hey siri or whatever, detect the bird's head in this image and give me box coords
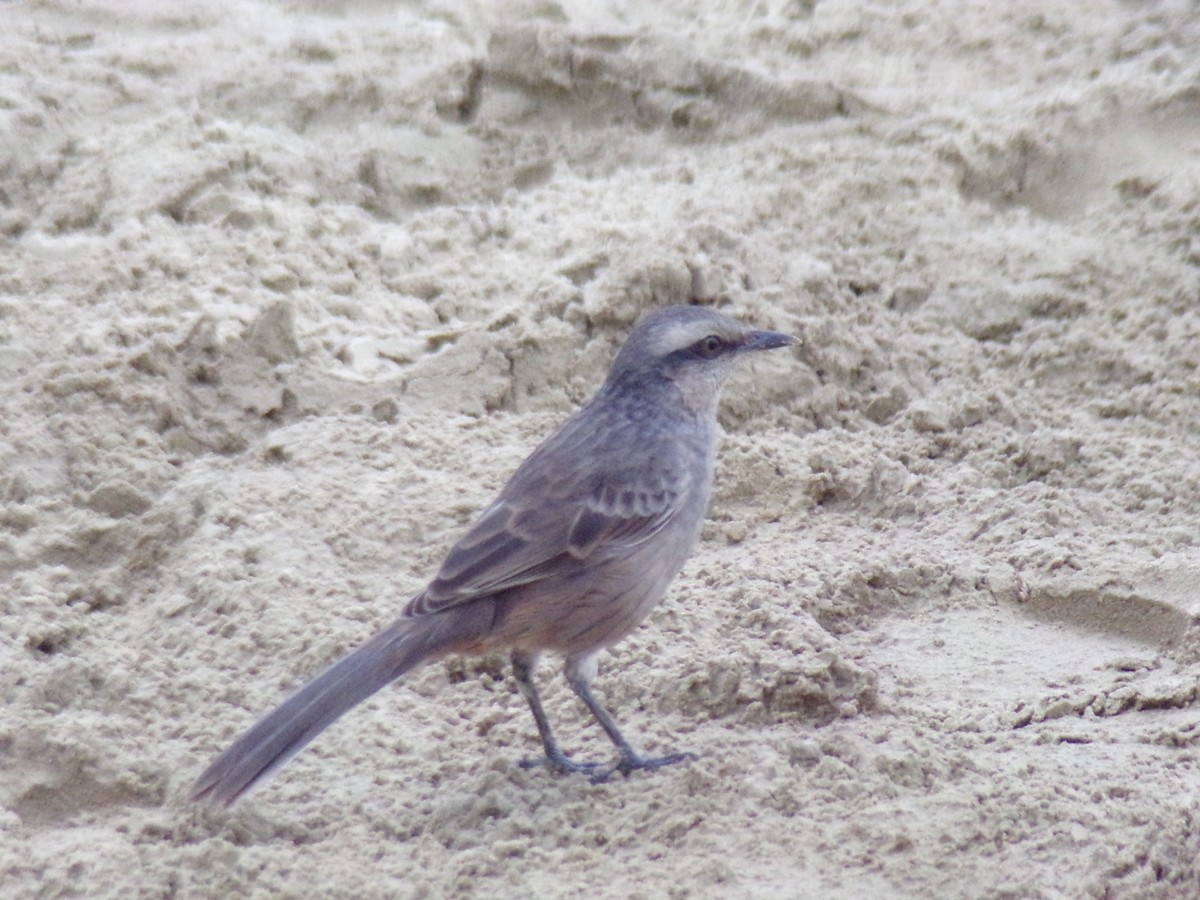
[603,305,795,416]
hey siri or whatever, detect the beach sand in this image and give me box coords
[3,1,1200,896]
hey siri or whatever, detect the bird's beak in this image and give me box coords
[741,330,796,352]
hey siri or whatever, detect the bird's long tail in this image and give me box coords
[191,603,493,805]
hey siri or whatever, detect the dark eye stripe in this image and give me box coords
[658,334,732,367]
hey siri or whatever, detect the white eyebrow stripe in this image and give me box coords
[647,319,742,357]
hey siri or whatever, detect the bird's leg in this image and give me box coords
[511,650,601,775]
[567,675,697,785]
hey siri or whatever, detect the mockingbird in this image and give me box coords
[192,304,793,804]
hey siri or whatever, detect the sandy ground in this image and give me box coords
[4,1,1200,897]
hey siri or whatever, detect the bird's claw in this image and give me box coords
[588,750,698,784]
[518,751,604,776]
[520,748,697,783]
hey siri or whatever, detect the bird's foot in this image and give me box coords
[519,747,604,776]
[588,749,698,785]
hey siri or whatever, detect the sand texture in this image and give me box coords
[4,1,1200,897]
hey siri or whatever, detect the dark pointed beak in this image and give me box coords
[741,329,796,352]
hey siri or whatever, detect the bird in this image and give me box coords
[191,303,794,805]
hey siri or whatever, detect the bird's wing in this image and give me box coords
[404,455,686,617]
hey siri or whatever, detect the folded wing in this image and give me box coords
[405,463,685,617]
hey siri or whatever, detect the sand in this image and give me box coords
[3,1,1200,897]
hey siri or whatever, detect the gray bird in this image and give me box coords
[192,304,793,805]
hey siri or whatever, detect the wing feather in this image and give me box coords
[403,398,698,618]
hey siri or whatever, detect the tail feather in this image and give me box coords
[192,605,489,805]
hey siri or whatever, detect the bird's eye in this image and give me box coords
[697,335,724,358]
